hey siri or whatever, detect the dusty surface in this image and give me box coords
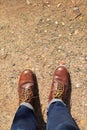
[0,0,87,130]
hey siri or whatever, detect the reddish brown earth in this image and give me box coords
[0,0,87,130]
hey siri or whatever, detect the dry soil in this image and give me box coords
[0,0,87,130]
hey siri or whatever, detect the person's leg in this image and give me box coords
[11,103,38,130]
[47,99,78,130]
[47,66,79,130]
[11,70,38,130]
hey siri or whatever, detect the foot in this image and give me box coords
[48,66,71,104]
[18,70,35,106]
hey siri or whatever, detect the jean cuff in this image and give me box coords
[47,98,65,112]
[20,102,34,111]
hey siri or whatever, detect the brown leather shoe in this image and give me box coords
[18,69,35,106]
[48,66,71,104]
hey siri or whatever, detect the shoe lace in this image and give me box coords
[20,86,38,103]
[53,81,64,99]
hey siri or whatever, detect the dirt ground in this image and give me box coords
[0,0,87,130]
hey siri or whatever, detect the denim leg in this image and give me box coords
[46,99,79,130]
[11,103,38,130]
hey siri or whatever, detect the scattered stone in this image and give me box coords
[43,1,50,8]
[75,67,80,72]
[44,30,47,33]
[73,6,81,18]
[57,3,61,8]
[58,46,62,49]
[46,18,50,22]
[59,34,62,37]
[61,22,65,26]
[47,4,50,7]
[0,48,8,60]
[73,6,79,11]
[85,57,87,61]
[58,50,61,52]
[76,83,80,88]
[80,119,86,125]
[12,64,15,66]
[69,33,72,36]
[79,16,83,20]
[26,0,31,5]
[55,21,58,25]
[74,30,79,35]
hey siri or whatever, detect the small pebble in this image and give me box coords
[0,48,8,59]
[61,22,65,26]
[69,33,72,36]
[55,21,58,25]
[85,57,87,61]
[1,48,4,51]
[59,34,62,37]
[79,16,83,20]
[74,30,79,35]
[44,30,47,33]
[57,3,61,8]
[47,4,50,7]
[46,18,50,22]
[26,0,31,5]
[58,50,61,52]
[73,6,79,11]
[13,64,15,66]
[76,83,80,88]
[58,46,62,49]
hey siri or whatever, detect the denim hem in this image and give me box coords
[20,102,34,111]
[47,98,65,112]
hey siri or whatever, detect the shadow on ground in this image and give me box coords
[33,73,46,130]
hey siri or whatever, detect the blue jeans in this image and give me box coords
[11,100,79,130]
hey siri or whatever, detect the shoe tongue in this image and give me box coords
[54,81,58,90]
[22,83,34,89]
